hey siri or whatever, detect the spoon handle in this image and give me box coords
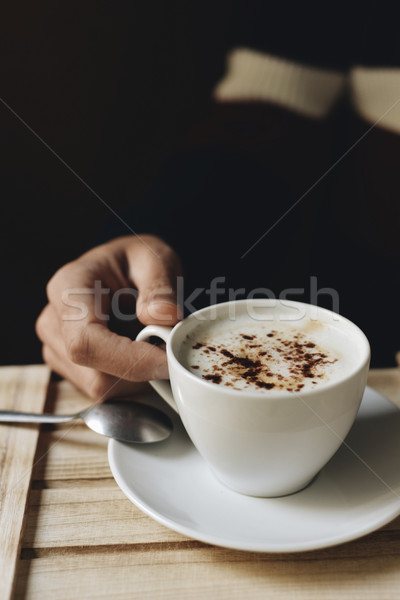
[0,410,77,424]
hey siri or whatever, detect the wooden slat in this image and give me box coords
[31,428,111,481]
[0,365,50,600]
[22,486,185,548]
[13,542,400,600]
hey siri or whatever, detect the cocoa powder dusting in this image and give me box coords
[219,348,234,359]
[192,342,204,350]
[202,374,222,384]
[256,381,275,389]
[191,329,338,392]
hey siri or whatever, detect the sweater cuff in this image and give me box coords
[350,67,400,134]
[213,48,346,119]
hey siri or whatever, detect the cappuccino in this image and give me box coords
[180,316,358,393]
[137,299,370,496]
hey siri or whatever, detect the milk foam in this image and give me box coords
[179,316,359,393]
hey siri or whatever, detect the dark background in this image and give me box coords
[0,2,231,365]
[1,2,399,368]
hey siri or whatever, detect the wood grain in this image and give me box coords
[22,486,185,548]
[6,368,400,599]
[0,365,50,600]
[13,540,400,600]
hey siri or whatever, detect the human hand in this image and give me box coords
[36,235,182,399]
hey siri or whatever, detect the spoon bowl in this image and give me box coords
[82,401,173,443]
[0,400,173,444]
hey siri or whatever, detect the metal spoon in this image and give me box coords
[0,400,173,443]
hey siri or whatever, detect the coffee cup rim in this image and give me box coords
[166,299,371,398]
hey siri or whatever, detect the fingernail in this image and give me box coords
[148,300,183,322]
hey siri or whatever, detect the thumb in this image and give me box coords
[128,236,183,326]
[140,291,183,326]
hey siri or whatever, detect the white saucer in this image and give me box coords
[108,386,400,553]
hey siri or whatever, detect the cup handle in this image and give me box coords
[136,325,179,413]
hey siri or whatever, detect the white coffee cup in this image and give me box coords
[136,299,370,497]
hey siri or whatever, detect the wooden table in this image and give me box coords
[1,365,400,600]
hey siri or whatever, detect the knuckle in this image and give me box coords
[45,277,56,302]
[87,372,110,400]
[141,235,181,266]
[159,242,181,267]
[46,262,74,302]
[45,271,61,302]
[35,307,50,341]
[35,314,45,341]
[66,329,90,365]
